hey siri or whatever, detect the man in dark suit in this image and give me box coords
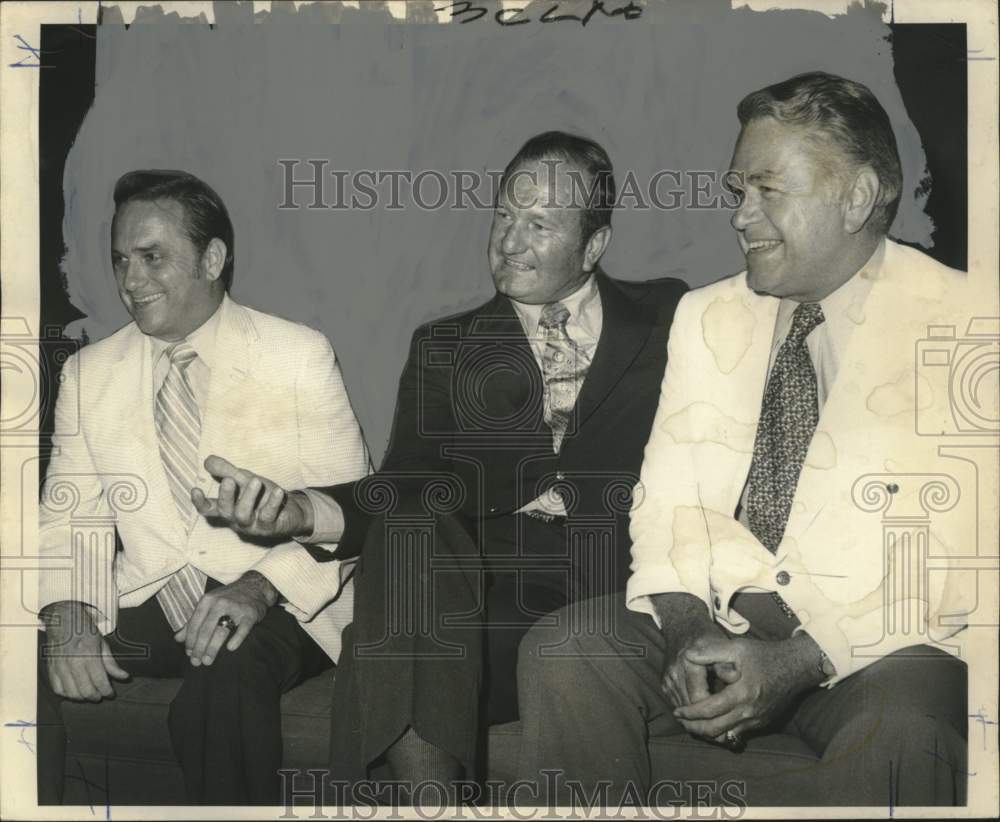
[197,132,686,796]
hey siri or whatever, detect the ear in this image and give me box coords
[200,238,227,282]
[843,165,880,234]
[582,225,612,272]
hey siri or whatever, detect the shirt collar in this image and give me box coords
[150,294,227,370]
[509,273,600,338]
[775,240,884,352]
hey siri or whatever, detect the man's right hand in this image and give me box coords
[191,455,314,540]
[41,601,129,702]
[651,593,729,709]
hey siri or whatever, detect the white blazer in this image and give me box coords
[628,240,977,685]
[39,297,371,662]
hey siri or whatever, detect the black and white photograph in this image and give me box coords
[1,0,997,818]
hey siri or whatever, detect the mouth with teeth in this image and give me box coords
[503,258,534,272]
[131,293,165,309]
[744,239,783,255]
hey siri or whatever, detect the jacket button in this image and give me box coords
[556,471,565,481]
[488,506,497,513]
[713,595,722,609]
[776,570,791,586]
[886,482,899,494]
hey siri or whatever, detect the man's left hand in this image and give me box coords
[672,634,823,743]
[174,571,279,666]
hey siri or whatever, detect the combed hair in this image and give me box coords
[113,170,235,290]
[737,71,902,234]
[500,131,616,242]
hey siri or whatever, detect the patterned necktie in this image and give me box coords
[539,301,590,453]
[745,302,826,553]
[154,342,208,630]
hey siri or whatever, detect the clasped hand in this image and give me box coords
[664,634,808,744]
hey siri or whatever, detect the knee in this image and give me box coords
[840,703,965,760]
[198,627,277,679]
[516,604,592,689]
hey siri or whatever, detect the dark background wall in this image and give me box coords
[38,6,967,471]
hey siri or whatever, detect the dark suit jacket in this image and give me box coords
[319,271,687,572]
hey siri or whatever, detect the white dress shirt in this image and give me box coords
[512,274,603,516]
[149,295,226,408]
[509,273,603,373]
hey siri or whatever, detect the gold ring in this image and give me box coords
[217,615,237,634]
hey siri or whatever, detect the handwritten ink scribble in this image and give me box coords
[9,34,47,69]
[969,708,999,750]
[435,0,643,27]
[3,719,37,753]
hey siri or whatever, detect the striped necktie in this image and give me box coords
[745,302,826,553]
[539,301,590,453]
[154,342,208,631]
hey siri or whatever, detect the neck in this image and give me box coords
[160,291,224,342]
[809,232,883,302]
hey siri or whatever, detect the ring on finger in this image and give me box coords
[217,615,237,634]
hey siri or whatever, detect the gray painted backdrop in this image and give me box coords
[60,0,933,464]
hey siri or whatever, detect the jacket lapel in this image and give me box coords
[112,326,187,543]
[198,299,260,474]
[722,280,780,512]
[468,294,546,434]
[573,272,656,428]
[784,243,911,546]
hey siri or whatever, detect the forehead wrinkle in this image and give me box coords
[113,198,195,254]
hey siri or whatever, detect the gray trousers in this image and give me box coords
[516,593,967,806]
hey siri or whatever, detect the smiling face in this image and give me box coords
[111,199,224,341]
[488,160,597,306]
[727,117,856,302]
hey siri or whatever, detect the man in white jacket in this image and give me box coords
[516,72,972,806]
[37,170,369,804]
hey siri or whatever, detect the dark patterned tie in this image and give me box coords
[538,302,590,453]
[154,342,208,630]
[745,302,826,553]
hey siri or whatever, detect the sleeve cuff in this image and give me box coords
[253,543,345,620]
[295,488,346,548]
[625,594,663,630]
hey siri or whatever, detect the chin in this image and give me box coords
[745,266,782,297]
[494,272,527,297]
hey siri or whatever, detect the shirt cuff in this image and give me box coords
[294,488,346,548]
[516,487,569,518]
[626,593,663,630]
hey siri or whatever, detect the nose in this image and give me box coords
[731,190,761,232]
[500,220,528,256]
[121,258,146,293]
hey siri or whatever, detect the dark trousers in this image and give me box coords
[37,581,329,805]
[329,509,623,782]
[517,592,969,806]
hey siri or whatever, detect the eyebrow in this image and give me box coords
[112,242,163,255]
[725,169,783,186]
[496,195,560,219]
